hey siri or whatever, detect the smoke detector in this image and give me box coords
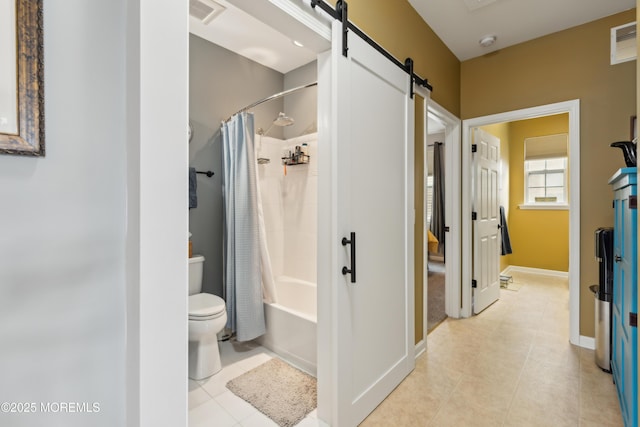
[189,0,226,25]
[479,35,497,47]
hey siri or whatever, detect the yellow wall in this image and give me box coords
[462,10,637,337]
[331,0,461,116]
[335,1,635,339]
[508,115,570,271]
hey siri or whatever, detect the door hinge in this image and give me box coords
[472,211,477,220]
[630,312,637,328]
[630,195,637,210]
[471,279,477,288]
[471,144,477,153]
[444,226,450,232]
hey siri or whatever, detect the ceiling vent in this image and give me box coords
[189,0,226,25]
[611,21,636,65]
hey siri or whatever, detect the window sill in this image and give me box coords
[518,204,569,211]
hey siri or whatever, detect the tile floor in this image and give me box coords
[188,339,327,427]
[189,271,623,426]
[361,271,623,426]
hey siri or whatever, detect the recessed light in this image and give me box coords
[479,35,497,47]
[292,40,304,48]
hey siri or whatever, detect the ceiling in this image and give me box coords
[408,0,636,60]
[190,0,636,73]
[189,1,312,73]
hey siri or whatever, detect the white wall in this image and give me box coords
[0,1,127,425]
[129,0,189,426]
[0,1,189,426]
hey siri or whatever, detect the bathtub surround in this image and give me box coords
[259,133,318,282]
[258,276,318,375]
[256,132,319,374]
[221,113,267,342]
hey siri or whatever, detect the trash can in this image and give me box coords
[590,284,611,372]
[592,227,614,373]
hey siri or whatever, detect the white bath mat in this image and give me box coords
[226,358,317,427]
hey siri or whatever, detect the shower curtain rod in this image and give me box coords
[222,82,318,124]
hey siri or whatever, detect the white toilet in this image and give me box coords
[188,255,227,380]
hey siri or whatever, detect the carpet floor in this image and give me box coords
[427,260,447,333]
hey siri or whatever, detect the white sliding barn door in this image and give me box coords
[317,21,415,426]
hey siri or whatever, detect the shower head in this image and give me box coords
[260,112,295,138]
[273,112,294,127]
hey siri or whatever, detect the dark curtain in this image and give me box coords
[430,142,445,253]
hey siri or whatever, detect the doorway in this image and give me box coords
[415,93,462,349]
[424,110,451,334]
[461,100,581,346]
[189,2,418,425]
[425,124,447,333]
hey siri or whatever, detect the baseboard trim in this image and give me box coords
[415,340,426,358]
[501,265,569,278]
[579,335,595,350]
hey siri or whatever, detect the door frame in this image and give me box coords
[461,99,581,346]
[419,95,462,328]
[415,92,461,350]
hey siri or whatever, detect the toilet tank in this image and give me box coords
[188,255,205,295]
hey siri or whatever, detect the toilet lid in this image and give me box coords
[189,293,226,318]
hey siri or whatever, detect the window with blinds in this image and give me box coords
[524,134,568,206]
[426,175,434,223]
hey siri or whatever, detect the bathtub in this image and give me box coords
[257,276,317,376]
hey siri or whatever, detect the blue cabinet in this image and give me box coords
[609,167,638,427]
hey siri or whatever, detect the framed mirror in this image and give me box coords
[0,0,44,156]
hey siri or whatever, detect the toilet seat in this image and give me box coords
[189,293,226,320]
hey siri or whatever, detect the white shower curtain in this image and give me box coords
[222,112,275,342]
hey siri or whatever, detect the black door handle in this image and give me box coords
[342,232,356,283]
[615,255,622,263]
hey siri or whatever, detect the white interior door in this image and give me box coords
[317,21,415,426]
[472,128,500,314]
